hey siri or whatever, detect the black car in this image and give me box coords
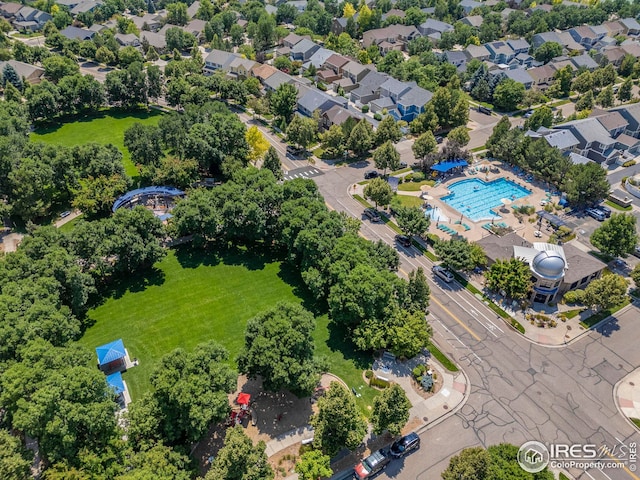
[435,135,444,144]
[286,145,303,156]
[395,235,412,247]
[390,432,421,458]
[595,205,611,218]
[364,170,378,179]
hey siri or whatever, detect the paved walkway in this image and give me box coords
[615,368,640,429]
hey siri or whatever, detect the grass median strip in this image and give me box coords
[427,341,458,372]
[580,299,630,329]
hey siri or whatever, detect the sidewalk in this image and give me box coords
[614,368,640,431]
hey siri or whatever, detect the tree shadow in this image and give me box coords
[326,319,372,372]
[277,261,327,317]
[594,317,621,337]
[173,244,222,269]
[173,243,278,271]
[87,266,166,311]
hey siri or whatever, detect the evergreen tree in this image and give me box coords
[262,146,283,180]
[2,63,22,91]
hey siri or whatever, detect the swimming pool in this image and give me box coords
[441,178,531,222]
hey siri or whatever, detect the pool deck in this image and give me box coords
[399,159,561,244]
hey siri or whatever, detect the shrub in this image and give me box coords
[365,369,373,379]
[361,105,369,113]
[412,171,425,182]
[623,160,636,167]
[426,233,439,245]
[563,289,585,305]
[317,82,327,91]
[374,113,382,121]
[369,376,390,388]
[412,365,426,378]
[403,173,413,182]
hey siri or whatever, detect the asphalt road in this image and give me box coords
[315,164,640,480]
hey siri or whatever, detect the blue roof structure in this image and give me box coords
[112,186,185,212]
[96,339,126,366]
[431,159,468,172]
[106,372,125,395]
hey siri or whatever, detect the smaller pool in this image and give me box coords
[425,206,449,223]
[441,178,531,222]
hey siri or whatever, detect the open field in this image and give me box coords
[31,109,163,179]
[79,246,377,413]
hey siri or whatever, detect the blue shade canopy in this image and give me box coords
[536,210,567,227]
[431,159,468,172]
[96,339,125,366]
[106,372,125,395]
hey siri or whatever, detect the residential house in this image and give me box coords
[550,56,577,73]
[595,46,626,67]
[287,0,307,12]
[378,77,412,103]
[529,4,552,13]
[507,38,530,55]
[444,50,470,71]
[620,18,640,35]
[531,32,563,50]
[465,44,490,61]
[60,25,95,41]
[570,53,599,71]
[89,24,107,33]
[56,0,81,10]
[140,31,167,52]
[526,127,579,154]
[499,7,517,20]
[363,24,419,52]
[297,88,347,117]
[317,69,341,83]
[602,20,625,37]
[0,2,23,19]
[459,0,481,14]
[114,33,140,47]
[342,61,374,84]
[332,77,356,93]
[323,53,350,75]
[568,26,605,48]
[183,19,207,41]
[417,19,453,41]
[381,8,406,22]
[526,65,557,89]
[395,84,433,121]
[129,13,162,32]
[370,96,398,115]
[331,15,358,35]
[13,6,51,31]
[612,103,640,137]
[265,4,277,15]
[282,32,306,48]
[263,70,296,92]
[554,118,620,164]
[227,56,256,80]
[594,35,617,50]
[187,0,200,19]
[322,104,363,129]
[594,111,628,138]
[350,71,389,104]
[303,47,334,70]
[486,41,516,64]
[621,42,640,58]
[0,59,45,84]
[512,52,536,68]
[290,38,320,61]
[251,63,278,83]
[203,49,238,75]
[495,67,534,89]
[70,0,103,16]
[532,31,584,53]
[461,15,483,28]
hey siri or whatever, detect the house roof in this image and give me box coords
[507,38,530,51]
[114,32,138,44]
[527,65,557,82]
[556,118,616,146]
[0,59,44,80]
[487,41,514,57]
[70,0,100,15]
[600,46,626,63]
[570,53,598,70]
[342,60,371,77]
[541,129,579,150]
[568,152,592,165]
[502,68,534,85]
[476,233,532,264]
[621,42,640,57]
[461,15,483,27]
[291,38,318,55]
[382,8,406,19]
[399,84,433,107]
[264,70,295,90]
[323,104,361,124]
[282,32,305,46]
[466,44,490,58]
[620,17,640,31]
[419,19,453,33]
[561,243,606,284]
[303,47,334,68]
[379,77,412,97]
[324,53,350,70]
[106,372,125,395]
[185,18,207,34]
[140,31,166,49]
[595,111,628,132]
[187,0,199,18]
[60,25,95,40]
[228,56,256,71]
[251,63,278,81]
[613,103,640,123]
[370,96,396,109]
[96,339,126,366]
[298,89,344,113]
[603,20,624,35]
[205,49,237,66]
[614,133,640,148]
[0,2,23,15]
[445,50,469,63]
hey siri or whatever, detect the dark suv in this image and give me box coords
[390,433,420,458]
[364,170,379,179]
[354,450,391,479]
[395,235,412,247]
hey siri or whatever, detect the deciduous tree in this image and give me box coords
[270,83,297,126]
[245,125,270,162]
[205,427,273,480]
[347,119,374,156]
[287,114,317,150]
[371,384,411,435]
[295,450,333,480]
[492,78,525,111]
[395,205,429,240]
[262,146,283,180]
[364,177,393,208]
[375,114,402,145]
[591,213,638,258]
[373,140,400,174]
[447,125,470,146]
[583,274,629,312]
[485,258,532,301]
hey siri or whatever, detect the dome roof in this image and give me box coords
[531,250,565,280]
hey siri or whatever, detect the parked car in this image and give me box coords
[595,205,611,218]
[633,246,640,259]
[60,210,71,218]
[364,208,381,222]
[586,208,606,221]
[390,433,421,458]
[432,265,454,283]
[399,161,408,168]
[353,450,391,479]
[524,110,533,118]
[364,170,378,179]
[395,234,411,247]
[286,145,303,156]
[435,135,444,144]
[478,106,492,115]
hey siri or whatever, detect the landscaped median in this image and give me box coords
[579,299,631,329]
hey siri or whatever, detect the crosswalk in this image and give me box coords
[283,166,324,181]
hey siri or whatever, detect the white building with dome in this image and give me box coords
[477,233,607,304]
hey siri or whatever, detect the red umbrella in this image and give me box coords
[237,393,251,406]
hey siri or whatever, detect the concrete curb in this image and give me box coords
[612,369,640,434]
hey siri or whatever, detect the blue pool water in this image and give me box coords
[441,178,531,222]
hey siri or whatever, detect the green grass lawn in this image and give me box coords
[604,199,632,211]
[79,247,378,414]
[394,195,423,208]
[398,180,436,192]
[31,109,164,179]
[58,215,84,233]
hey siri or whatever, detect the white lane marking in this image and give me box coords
[433,316,482,364]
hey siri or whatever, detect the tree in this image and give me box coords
[72,174,130,217]
[371,384,411,435]
[492,78,525,111]
[523,106,553,131]
[238,302,323,397]
[167,1,188,25]
[596,85,614,108]
[575,89,593,111]
[552,66,573,98]
[95,45,116,65]
[486,115,511,154]
[270,83,298,126]
[407,267,430,313]
[434,238,484,272]
[583,274,629,312]
[533,41,562,63]
[0,429,32,480]
[364,177,393,208]
[42,55,79,82]
[347,119,374,156]
[563,162,609,206]
[442,447,490,480]
[295,450,333,480]
[311,382,367,456]
[412,131,437,161]
[618,76,633,102]
[230,23,244,47]
[287,114,317,150]
[262,146,283,180]
[375,114,402,145]
[343,2,356,17]
[254,13,276,52]
[245,125,269,162]
[118,443,191,480]
[124,123,164,166]
[205,427,273,480]
[631,263,640,290]
[591,213,638,258]
[447,125,470,146]
[3,82,22,103]
[373,140,400,174]
[485,258,532,301]
[2,63,22,91]
[572,71,593,94]
[150,341,237,444]
[321,124,345,156]
[395,205,429,240]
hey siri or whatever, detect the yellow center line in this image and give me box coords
[602,451,640,480]
[400,268,481,342]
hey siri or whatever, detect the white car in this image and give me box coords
[432,265,454,283]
